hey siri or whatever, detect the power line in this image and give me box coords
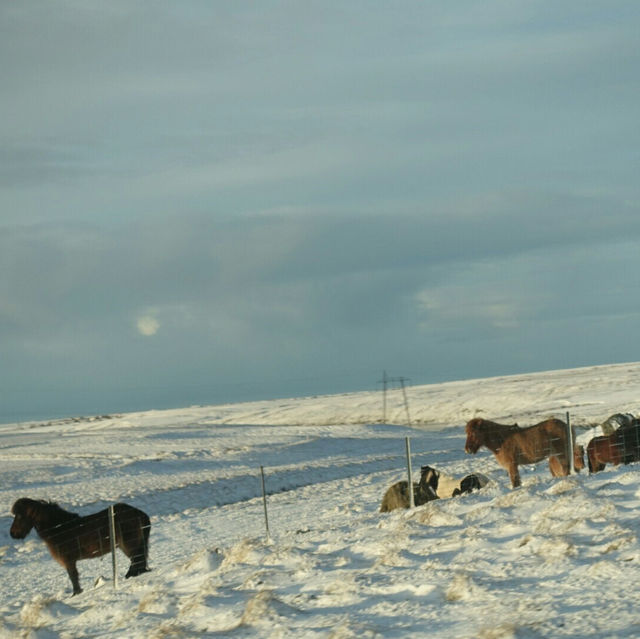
[377,372,412,426]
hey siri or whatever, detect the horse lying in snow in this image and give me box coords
[464,417,584,488]
[379,465,488,512]
[379,466,439,512]
[421,466,489,499]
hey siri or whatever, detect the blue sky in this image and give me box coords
[2,1,639,422]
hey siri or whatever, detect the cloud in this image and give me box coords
[2,2,640,420]
[136,315,159,337]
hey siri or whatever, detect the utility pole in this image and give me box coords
[392,376,411,426]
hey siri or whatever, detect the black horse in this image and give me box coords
[10,498,151,595]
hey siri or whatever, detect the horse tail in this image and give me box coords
[141,511,151,562]
[130,506,151,564]
[117,504,151,578]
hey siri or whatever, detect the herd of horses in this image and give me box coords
[381,412,640,511]
[464,414,640,486]
[8,413,640,595]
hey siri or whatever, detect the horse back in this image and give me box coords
[535,417,567,438]
[52,503,149,559]
[112,503,150,526]
[527,417,568,448]
[503,418,567,463]
[45,509,112,560]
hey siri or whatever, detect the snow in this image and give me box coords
[1,362,640,637]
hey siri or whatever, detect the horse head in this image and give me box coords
[464,418,485,454]
[9,498,40,539]
[419,466,440,492]
[586,438,606,473]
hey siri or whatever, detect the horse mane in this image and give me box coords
[465,418,520,453]
[43,501,81,521]
[15,498,81,525]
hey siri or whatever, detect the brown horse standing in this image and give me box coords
[464,417,583,488]
[10,498,150,595]
[587,421,640,472]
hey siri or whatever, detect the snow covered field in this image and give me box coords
[2,362,640,638]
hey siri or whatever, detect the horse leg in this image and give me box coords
[65,560,82,595]
[591,455,605,473]
[125,549,151,578]
[117,511,150,578]
[587,444,602,473]
[124,533,150,578]
[548,455,569,477]
[125,550,149,578]
[507,462,521,488]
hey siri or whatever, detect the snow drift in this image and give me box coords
[1,362,640,637]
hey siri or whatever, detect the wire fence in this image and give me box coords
[9,411,640,594]
[9,500,150,593]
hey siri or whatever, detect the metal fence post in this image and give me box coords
[260,466,271,541]
[566,412,575,475]
[405,437,415,508]
[108,505,118,590]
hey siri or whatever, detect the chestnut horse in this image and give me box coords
[587,421,640,473]
[10,498,150,595]
[464,418,583,488]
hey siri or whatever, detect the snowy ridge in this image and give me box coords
[1,362,640,637]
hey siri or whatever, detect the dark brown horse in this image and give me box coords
[587,421,640,472]
[10,498,151,595]
[464,417,584,488]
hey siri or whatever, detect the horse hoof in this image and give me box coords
[126,566,149,579]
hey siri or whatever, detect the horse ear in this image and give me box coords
[12,498,28,515]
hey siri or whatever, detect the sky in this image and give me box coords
[1,1,639,423]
